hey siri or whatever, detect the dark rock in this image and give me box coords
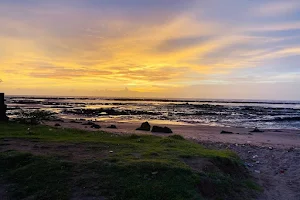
[54,123,61,127]
[150,152,159,156]
[220,130,233,134]
[91,124,101,129]
[136,122,151,131]
[250,127,264,133]
[107,125,117,129]
[83,121,95,126]
[151,126,173,133]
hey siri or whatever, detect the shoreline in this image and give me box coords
[45,119,300,149]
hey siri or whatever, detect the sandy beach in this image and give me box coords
[46,119,300,148]
[45,119,300,200]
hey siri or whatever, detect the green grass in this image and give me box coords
[0,122,260,200]
[0,151,71,200]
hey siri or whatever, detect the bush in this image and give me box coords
[17,109,55,125]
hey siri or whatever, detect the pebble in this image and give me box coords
[253,155,258,159]
[254,170,261,174]
[109,151,114,153]
[246,163,254,167]
[255,161,260,164]
[268,147,273,150]
[152,171,158,175]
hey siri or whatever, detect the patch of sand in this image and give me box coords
[46,119,300,148]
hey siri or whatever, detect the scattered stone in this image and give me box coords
[136,122,151,131]
[151,126,173,133]
[91,124,101,129]
[83,121,95,126]
[150,152,159,156]
[220,130,233,134]
[254,170,261,174]
[255,161,260,164]
[246,163,254,167]
[27,127,33,134]
[151,171,158,175]
[268,147,273,150]
[107,125,117,129]
[55,123,61,127]
[250,127,264,133]
[252,155,258,159]
[109,151,114,153]
[70,120,81,123]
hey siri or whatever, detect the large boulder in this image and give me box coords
[107,125,117,129]
[151,126,173,134]
[91,123,101,129]
[136,122,151,131]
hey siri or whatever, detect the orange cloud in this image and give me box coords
[1,0,300,99]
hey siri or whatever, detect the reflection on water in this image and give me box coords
[6,96,300,130]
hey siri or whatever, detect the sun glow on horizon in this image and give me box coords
[1,0,300,100]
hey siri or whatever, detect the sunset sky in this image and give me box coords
[1,0,300,100]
